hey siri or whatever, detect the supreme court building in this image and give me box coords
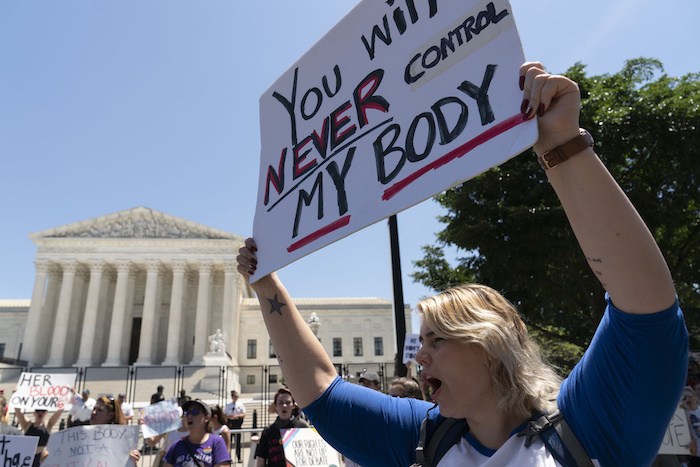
[1,207,410,388]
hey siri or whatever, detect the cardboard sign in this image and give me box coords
[0,435,39,467]
[139,398,181,438]
[402,333,420,364]
[281,428,340,467]
[253,0,536,280]
[9,372,77,411]
[43,425,139,467]
[657,407,693,455]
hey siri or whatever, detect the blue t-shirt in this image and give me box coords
[164,434,231,467]
[303,296,687,466]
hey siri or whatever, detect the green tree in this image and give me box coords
[411,59,699,372]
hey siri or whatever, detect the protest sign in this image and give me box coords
[281,428,340,467]
[139,398,181,438]
[0,435,39,467]
[253,0,536,280]
[43,424,139,467]
[657,406,692,455]
[402,333,420,364]
[9,372,77,411]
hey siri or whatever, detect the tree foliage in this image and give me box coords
[411,59,700,371]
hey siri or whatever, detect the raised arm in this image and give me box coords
[520,62,676,314]
[13,407,30,431]
[46,408,64,432]
[237,238,338,407]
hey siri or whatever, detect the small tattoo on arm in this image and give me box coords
[586,256,603,264]
[267,294,285,316]
[277,355,283,364]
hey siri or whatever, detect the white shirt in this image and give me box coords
[224,400,246,418]
[439,434,561,466]
[69,397,96,422]
[121,401,134,418]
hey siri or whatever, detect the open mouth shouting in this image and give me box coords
[422,373,443,400]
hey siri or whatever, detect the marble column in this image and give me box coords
[36,265,61,366]
[190,261,212,365]
[163,261,188,365]
[46,261,78,367]
[103,260,132,366]
[22,260,51,367]
[222,262,238,361]
[135,261,161,365]
[74,261,105,366]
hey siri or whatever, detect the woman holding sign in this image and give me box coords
[236,62,687,466]
[90,395,142,464]
[14,406,63,467]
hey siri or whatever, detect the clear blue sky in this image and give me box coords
[1,0,697,325]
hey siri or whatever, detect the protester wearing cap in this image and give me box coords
[68,388,95,427]
[358,371,381,391]
[163,399,230,467]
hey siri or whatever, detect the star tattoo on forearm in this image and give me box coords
[268,294,285,316]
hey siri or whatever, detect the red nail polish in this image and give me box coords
[537,104,545,117]
[520,99,529,114]
[519,76,525,91]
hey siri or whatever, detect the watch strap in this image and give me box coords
[538,129,594,170]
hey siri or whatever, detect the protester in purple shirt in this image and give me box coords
[164,400,230,467]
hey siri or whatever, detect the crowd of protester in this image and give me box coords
[2,359,697,466]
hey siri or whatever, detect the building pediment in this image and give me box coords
[30,207,236,241]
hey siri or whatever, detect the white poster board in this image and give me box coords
[9,372,77,411]
[139,398,181,438]
[43,425,139,467]
[0,435,39,467]
[253,0,536,280]
[281,428,341,467]
[657,406,693,455]
[402,333,420,364]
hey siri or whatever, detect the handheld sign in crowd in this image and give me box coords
[43,424,139,467]
[657,406,693,455]
[139,398,181,438]
[402,333,420,364]
[0,435,39,467]
[281,428,340,467]
[252,0,536,280]
[9,372,77,411]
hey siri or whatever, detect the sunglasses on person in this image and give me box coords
[184,409,202,416]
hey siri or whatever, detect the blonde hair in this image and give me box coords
[416,283,561,420]
[0,396,9,424]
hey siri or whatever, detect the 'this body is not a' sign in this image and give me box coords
[253,0,536,280]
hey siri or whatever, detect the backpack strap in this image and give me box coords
[414,416,469,467]
[518,409,595,467]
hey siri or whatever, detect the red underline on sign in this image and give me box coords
[287,215,352,253]
[382,113,526,201]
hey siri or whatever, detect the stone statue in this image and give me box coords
[208,329,226,354]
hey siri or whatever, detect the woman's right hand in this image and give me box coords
[237,237,258,278]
